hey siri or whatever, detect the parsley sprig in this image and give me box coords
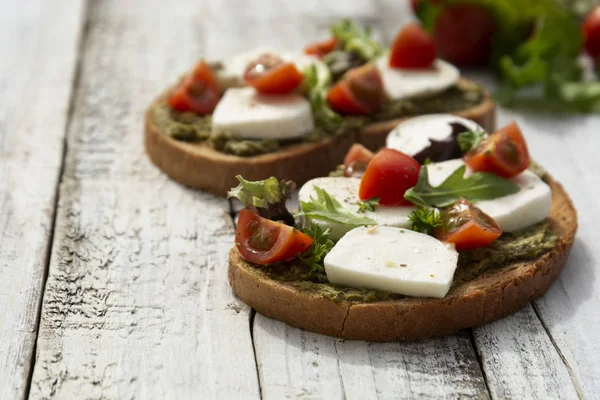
[330,19,383,61]
[457,128,488,153]
[297,223,335,278]
[356,197,379,213]
[303,64,343,132]
[408,207,443,236]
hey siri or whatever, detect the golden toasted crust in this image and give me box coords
[144,109,358,197]
[228,176,577,341]
[144,79,496,196]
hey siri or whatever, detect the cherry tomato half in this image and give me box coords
[235,209,313,265]
[434,198,502,250]
[343,144,375,178]
[244,54,304,94]
[304,37,338,58]
[389,22,436,69]
[359,148,421,206]
[327,64,385,115]
[464,122,530,179]
[584,6,600,59]
[168,60,220,115]
[433,4,496,66]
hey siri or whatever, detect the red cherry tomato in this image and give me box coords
[244,54,304,94]
[584,6,600,58]
[344,144,374,167]
[235,209,313,265]
[464,122,530,179]
[433,4,496,66]
[304,38,338,58]
[389,23,436,69]
[359,149,421,206]
[343,144,375,178]
[168,60,220,115]
[434,199,502,250]
[327,64,385,115]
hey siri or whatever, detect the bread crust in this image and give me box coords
[228,176,577,341]
[144,79,495,196]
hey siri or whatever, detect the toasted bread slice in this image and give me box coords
[144,79,495,196]
[228,176,577,341]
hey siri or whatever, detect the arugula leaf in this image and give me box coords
[409,207,442,236]
[228,175,296,225]
[297,186,376,226]
[356,197,379,213]
[303,64,343,132]
[404,165,520,208]
[457,128,488,152]
[330,19,383,61]
[297,223,335,278]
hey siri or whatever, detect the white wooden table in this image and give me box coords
[1,1,598,399]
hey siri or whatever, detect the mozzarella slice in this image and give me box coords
[375,56,460,100]
[386,114,484,156]
[324,226,459,298]
[298,177,415,240]
[426,159,552,232]
[211,87,314,140]
[215,48,328,90]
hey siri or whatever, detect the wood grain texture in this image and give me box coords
[493,106,600,400]
[0,0,85,398]
[29,1,259,398]
[254,314,488,400]
[473,306,578,399]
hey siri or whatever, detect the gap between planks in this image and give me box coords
[23,2,92,398]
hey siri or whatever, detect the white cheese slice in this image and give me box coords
[324,226,459,298]
[211,87,314,140]
[426,159,552,232]
[375,56,460,100]
[215,48,329,90]
[386,114,484,156]
[298,177,416,240]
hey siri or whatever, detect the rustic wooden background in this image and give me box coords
[0,0,598,399]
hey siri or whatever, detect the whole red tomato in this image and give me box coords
[432,4,496,66]
[584,6,600,58]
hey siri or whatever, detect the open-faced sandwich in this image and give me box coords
[145,20,495,196]
[227,114,577,341]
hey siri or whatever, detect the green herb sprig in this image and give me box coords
[404,165,520,208]
[408,207,443,236]
[297,186,376,226]
[330,19,383,61]
[457,128,488,152]
[356,197,380,213]
[297,223,335,277]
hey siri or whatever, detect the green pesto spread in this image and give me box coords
[245,222,557,303]
[151,82,484,157]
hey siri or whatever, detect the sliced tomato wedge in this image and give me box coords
[327,64,385,115]
[389,23,436,69]
[235,209,313,265]
[244,54,304,94]
[359,148,421,206]
[343,144,375,177]
[168,60,220,115]
[434,199,502,250]
[304,37,338,58]
[464,122,530,178]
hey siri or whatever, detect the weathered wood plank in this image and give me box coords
[0,0,85,398]
[29,1,259,398]
[254,314,488,400]
[473,306,578,399]
[492,108,600,399]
